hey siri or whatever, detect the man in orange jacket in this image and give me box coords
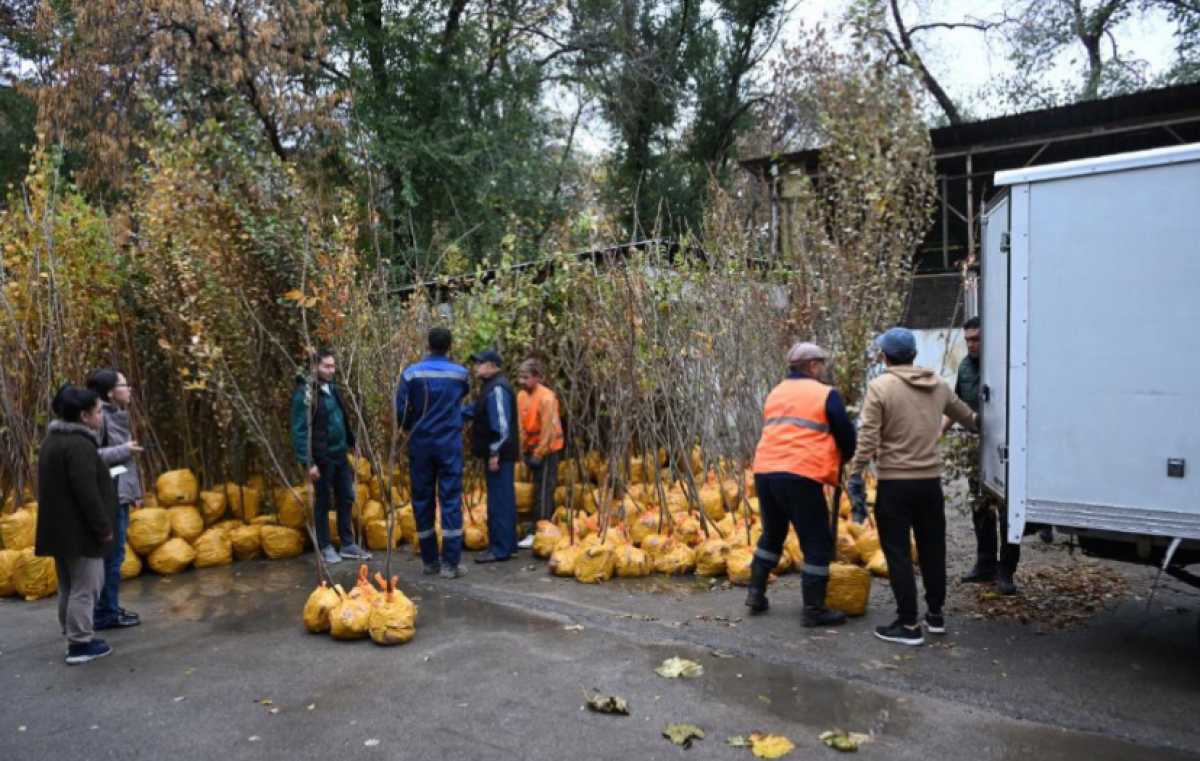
[515,358,564,548]
[748,342,857,627]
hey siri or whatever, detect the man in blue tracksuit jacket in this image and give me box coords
[463,348,519,563]
[396,327,470,578]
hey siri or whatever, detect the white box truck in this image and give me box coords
[980,143,1200,637]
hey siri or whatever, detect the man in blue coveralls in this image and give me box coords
[396,327,470,579]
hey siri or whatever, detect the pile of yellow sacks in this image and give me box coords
[516,457,903,619]
[303,564,417,646]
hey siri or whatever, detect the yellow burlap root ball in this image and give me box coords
[653,543,696,576]
[614,545,652,578]
[303,582,341,633]
[549,543,583,577]
[168,506,205,544]
[274,486,309,530]
[695,538,731,577]
[231,525,263,561]
[726,546,754,585]
[0,508,36,550]
[198,490,227,526]
[329,587,370,641]
[128,508,171,556]
[148,538,196,575]
[826,562,871,617]
[574,544,616,584]
[156,469,199,506]
[365,519,401,551]
[261,525,305,559]
[368,589,417,646]
[531,521,561,558]
[14,548,57,600]
[120,543,142,579]
[0,548,21,596]
[867,550,889,578]
[193,528,233,568]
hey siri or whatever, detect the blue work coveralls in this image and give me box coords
[395,355,470,568]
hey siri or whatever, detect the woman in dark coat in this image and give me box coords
[35,385,118,665]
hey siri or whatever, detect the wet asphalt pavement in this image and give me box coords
[1,540,1198,761]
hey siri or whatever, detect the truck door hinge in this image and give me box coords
[998,445,1009,464]
[1000,232,1011,255]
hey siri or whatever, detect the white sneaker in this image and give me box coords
[517,534,534,549]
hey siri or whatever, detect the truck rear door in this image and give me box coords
[979,192,1010,498]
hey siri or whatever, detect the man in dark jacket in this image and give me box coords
[465,349,519,563]
[290,349,370,565]
[36,385,118,664]
[395,328,470,578]
[86,368,144,630]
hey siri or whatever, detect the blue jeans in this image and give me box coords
[94,502,130,625]
[410,439,464,568]
[314,455,355,549]
[485,461,517,559]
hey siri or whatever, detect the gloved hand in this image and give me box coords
[847,472,868,523]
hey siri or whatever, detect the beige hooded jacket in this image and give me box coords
[849,365,977,480]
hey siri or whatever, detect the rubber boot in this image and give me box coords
[802,574,847,628]
[745,561,769,614]
[961,558,997,583]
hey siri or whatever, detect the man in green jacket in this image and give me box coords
[290,349,370,565]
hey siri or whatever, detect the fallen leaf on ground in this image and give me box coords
[258,698,273,706]
[727,736,752,747]
[656,657,704,679]
[711,650,735,658]
[563,624,584,631]
[819,729,870,752]
[364,738,380,747]
[585,694,630,716]
[663,723,705,748]
[750,732,795,758]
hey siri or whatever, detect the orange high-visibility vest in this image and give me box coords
[752,378,840,485]
[518,384,564,456]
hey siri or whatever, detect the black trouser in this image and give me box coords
[751,473,833,580]
[968,468,1020,575]
[530,451,560,524]
[876,478,946,626]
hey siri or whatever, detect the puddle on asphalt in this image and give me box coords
[642,643,914,738]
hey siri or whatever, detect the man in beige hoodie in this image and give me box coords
[849,327,977,646]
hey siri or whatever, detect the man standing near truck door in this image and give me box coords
[953,317,1025,595]
[852,327,978,646]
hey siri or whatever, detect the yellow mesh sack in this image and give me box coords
[368,578,417,646]
[653,543,696,576]
[0,548,20,595]
[531,520,562,558]
[867,550,889,577]
[0,508,35,550]
[148,538,196,574]
[261,526,305,559]
[128,508,171,556]
[303,581,340,633]
[231,525,263,561]
[14,548,56,600]
[193,528,233,568]
[826,562,871,616]
[119,543,142,579]
[695,538,731,577]
[329,586,370,640]
[198,490,227,526]
[156,469,198,506]
[614,545,652,577]
[574,544,615,583]
[549,543,582,577]
[274,486,309,530]
[726,546,754,585]
[168,506,204,544]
